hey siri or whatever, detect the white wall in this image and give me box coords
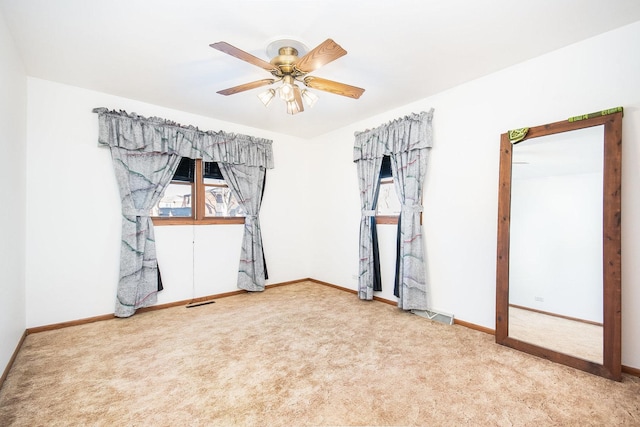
[0,9,27,372]
[308,21,640,369]
[24,78,312,327]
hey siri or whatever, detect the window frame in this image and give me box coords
[375,156,422,225]
[376,156,400,225]
[376,214,400,225]
[152,159,245,226]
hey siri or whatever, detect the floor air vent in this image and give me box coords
[412,309,454,325]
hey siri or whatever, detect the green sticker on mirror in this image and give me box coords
[508,128,529,144]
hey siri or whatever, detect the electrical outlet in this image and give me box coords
[351,274,358,280]
[534,296,544,302]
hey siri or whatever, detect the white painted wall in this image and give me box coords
[24,78,312,327]
[308,21,640,369]
[0,9,27,373]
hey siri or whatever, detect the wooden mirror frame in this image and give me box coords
[495,110,622,381]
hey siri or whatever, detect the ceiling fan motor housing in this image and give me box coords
[270,47,299,76]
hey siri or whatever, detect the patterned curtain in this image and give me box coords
[93,108,274,317]
[218,163,268,291]
[353,109,434,310]
[109,149,182,317]
[390,148,430,309]
[355,157,384,300]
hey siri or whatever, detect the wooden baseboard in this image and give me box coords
[0,330,27,391]
[27,314,116,334]
[307,278,397,306]
[622,365,640,377]
[454,318,496,335]
[266,278,310,288]
[308,278,357,294]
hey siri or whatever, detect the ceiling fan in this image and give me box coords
[210,38,365,114]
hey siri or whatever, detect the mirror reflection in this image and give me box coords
[508,126,604,364]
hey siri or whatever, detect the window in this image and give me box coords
[376,155,401,224]
[151,158,245,225]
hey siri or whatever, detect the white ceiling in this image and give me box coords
[2,0,640,139]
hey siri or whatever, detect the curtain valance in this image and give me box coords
[93,108,274,168]
[353,109,433,161]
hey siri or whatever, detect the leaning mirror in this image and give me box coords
[495,108,622,381]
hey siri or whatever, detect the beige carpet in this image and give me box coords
[1,281,639,426]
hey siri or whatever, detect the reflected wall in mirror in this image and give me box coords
[495,109,622,381]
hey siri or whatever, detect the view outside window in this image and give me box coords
[152,182,192,217]
[203,176,245,217]
[151,158,244,219]
[377,177,401,216]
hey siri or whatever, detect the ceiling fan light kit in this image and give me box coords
[278,75,296,101]
[211,38,364,115]
[257,88,276,107]
[301,89,319,108]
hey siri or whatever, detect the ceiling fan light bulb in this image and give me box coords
[301,89,319,108]
[279,84,296,103]
[279,85,293,101]
[278,75,296,101]
[257,89,276,107]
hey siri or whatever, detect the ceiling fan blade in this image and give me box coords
[295,39,347,73]
[210,41,277,72]
[303,76,365,99]
[217,79,276,96]
[292,85,304,114]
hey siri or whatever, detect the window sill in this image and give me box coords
[376,215,399,225]
[152,217,245,226]
[376,213,423,225]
